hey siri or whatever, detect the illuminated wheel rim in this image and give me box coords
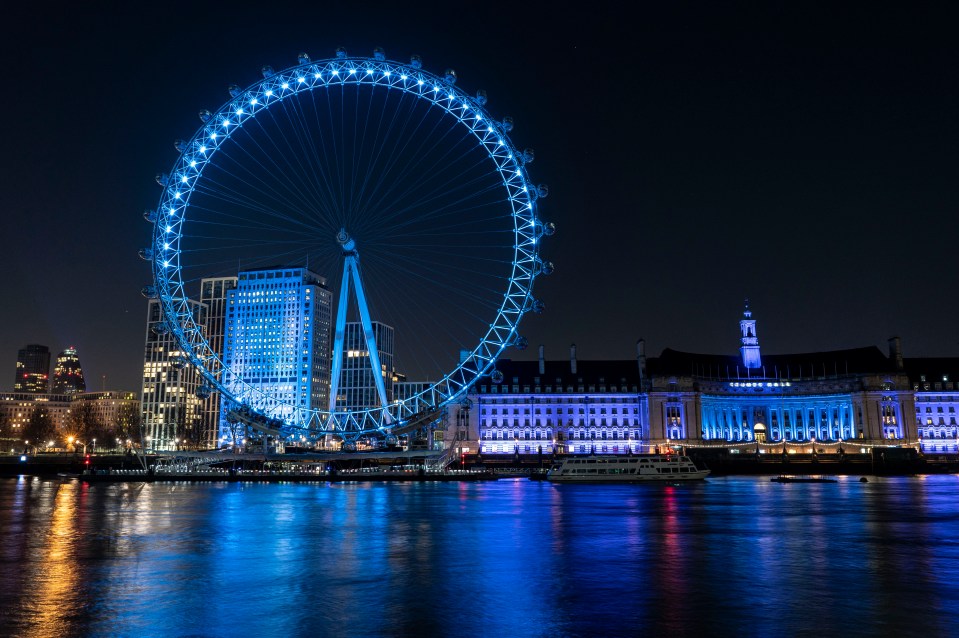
[146,50,552,441]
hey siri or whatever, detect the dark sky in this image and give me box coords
[2,1,957,392]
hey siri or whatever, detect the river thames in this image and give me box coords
[1,475,957,637]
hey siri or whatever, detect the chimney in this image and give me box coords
[636,339,647,386]
[570,343,577,374]
[538,344,545,375]
[888,336,904,371]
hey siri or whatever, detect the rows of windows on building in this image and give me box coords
[3,343,139,450]
[455,310,959,456]
[139,286,959,454]
[141,268,401,450]
[13,344,89,396]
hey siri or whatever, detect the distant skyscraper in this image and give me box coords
[334,321,395,412]
[199,276,238,448]
[51,347,86,395]
[140,299,208,450]
[14,344,50,394]
[221,267,332,439]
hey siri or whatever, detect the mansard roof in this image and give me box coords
[903,357,959,383]
[487,358,642,386]
[478,346,959,391]
[648,346,896,378]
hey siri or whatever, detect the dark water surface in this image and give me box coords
[1,476,957,637]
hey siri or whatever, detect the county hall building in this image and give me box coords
[451,306,955,456]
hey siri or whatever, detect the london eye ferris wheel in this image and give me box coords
[141,48,554,444]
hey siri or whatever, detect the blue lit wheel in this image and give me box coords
[143,49,554,443]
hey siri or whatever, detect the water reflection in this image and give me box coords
[1,476,958,637]
[0,479,85,638]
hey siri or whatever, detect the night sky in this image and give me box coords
[2,2,957,392]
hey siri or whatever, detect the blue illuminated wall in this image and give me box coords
[476,392,648,455]
[700,390,857,442]
[220,268,331,441]
[739,305,762,370]
[914,388,959,453]
[437,314,941,453]
[470,353,649,455]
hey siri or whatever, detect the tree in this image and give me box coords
[113,403,142,449]
[23,406,55,449]
[175,403,206,450]
[0,412,15,451]
[68,402,109,449]
[225,413,243,448]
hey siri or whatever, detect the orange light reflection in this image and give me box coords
[23,481,81,638]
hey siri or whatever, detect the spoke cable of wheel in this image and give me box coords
[146,52,552,442]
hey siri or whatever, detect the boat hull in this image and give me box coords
[545,455,710,483]
[547,470,710,483]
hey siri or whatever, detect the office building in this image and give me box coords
[51,346,86,395]
[199,276,238,448]
[333,321,395,412]
[221,267,332,439]
[14,344,50,394]
[71,391,140,445]
[0,392,72,447]
[140,299,208,450]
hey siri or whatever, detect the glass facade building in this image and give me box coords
[333,321,394,412]
[51,346,86,395]
[221,268,332,438]
[199,277,237,448]
[140,299,208,450]
[14,344,51,394]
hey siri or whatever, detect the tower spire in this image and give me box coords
[739,299,761,370]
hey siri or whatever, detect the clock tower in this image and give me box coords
[740,300,762,370]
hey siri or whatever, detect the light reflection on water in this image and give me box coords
[1,476,958,637]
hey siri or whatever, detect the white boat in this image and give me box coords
[546,454,710,482]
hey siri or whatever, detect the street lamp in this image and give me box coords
[67,436,75,453]
[92,438,96,454]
